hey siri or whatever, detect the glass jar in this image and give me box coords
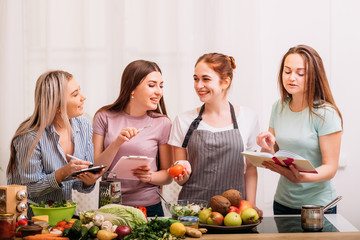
[179,216,199,229]
[34,221,50,234]
[0,213,15,240]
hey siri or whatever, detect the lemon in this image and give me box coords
[169,222,186,237]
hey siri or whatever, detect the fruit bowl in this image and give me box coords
[166,199,208,219]
[30,202,77,226]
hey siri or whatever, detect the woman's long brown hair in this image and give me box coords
[96,60,167,117]
[278,45,343,126]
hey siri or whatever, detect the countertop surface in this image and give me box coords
[194,214,359,240]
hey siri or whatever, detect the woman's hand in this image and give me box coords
[65,159,92,177]
[74,168,105,187]
[256,131,276,153]
[117,127,139,144]
[173,168,190,186]
[253,205,263,218]
[262,161,304,183]
[132,165,153,183]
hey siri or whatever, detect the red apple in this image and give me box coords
[228,206,240,214]
[206,211,224,226]
[238,200,252,215]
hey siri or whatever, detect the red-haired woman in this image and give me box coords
[169,53,262,216]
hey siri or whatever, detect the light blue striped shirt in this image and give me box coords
[7,116,94,216]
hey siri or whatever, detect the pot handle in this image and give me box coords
[323,196,342,212]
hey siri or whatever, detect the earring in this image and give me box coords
[131,95,134,99]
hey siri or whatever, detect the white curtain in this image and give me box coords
[1,0,360,227]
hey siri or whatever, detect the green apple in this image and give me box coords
[241,208,259,224]
[224,212,242,226]
[199,208,212,224]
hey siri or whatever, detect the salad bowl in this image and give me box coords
[166,199,208,219]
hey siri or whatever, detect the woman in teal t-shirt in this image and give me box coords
[257,45,343,214]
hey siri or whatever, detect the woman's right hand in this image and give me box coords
[256,131,276,153]
[117,127,139,144]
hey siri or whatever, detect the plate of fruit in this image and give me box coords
[198,189,261,233]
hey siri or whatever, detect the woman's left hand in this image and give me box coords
[132,165,152,183]
[74,168,105,187]
[262,161,304,183]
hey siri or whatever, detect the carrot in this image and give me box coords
[24,233,69,240]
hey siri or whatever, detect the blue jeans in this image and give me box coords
[145,202,164,217]
[273,201,337,215]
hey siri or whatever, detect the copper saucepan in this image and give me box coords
[301,196,342,232]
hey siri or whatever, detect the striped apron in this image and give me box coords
[179,103,246,201]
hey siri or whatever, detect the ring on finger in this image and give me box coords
[75,166,78,170]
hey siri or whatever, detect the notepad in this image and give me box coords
[111,156,152,180]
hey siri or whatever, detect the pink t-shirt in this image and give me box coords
[93,110,171,207]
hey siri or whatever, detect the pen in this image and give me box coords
[67,154,93,168]
[67,154,84,161]
[138,124,152,133]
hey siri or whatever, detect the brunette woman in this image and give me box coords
[257,45,343,214]
[93,60,172,217]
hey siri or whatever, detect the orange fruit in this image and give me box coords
[168,164,185,178]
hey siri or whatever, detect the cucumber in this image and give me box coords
[88,225,100,238]
[79,226,88,240]
[71,220,82,235]
[62,227,72,237]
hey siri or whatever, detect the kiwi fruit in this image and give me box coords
[210,195,231,215]
[222,189,242,207]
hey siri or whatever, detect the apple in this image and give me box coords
[238,200,252,215]
[115,225,131,239]
[199,208,212,224]
[241,208,259,224]
[206,211,224,226]
[228,206,240,214]
[224,212,242,226]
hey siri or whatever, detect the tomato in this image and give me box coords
[63,223,72,229]
[56,220,68,227]
[168,164,185,178]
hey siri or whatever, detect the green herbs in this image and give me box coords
[124,218,178,240]
[38,200,76,208]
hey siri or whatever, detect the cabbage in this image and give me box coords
[96,204,147,230]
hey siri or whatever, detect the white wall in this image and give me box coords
[0,0,359,229]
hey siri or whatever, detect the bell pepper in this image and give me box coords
[15,219,28,237]
[137,206,147,219]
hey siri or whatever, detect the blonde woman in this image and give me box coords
[7,70,104,217]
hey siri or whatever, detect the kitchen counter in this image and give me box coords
[197,214,359,240]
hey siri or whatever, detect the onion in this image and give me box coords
[115,225,131,239]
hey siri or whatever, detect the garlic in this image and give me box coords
[101,220,113,231]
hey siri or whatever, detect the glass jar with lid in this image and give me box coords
[0,213,15,240]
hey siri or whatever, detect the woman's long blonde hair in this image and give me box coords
[7,70,73,178]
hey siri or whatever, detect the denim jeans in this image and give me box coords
[145,202,164,217]
[273,201,337,215]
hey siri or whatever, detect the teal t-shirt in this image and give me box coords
[269,99,342,209]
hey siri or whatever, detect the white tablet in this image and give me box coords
[111,156,152,180]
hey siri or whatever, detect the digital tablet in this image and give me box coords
[111,156,152,180]
[71,165,106,176]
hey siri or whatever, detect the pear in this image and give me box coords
[198,208,212,224]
